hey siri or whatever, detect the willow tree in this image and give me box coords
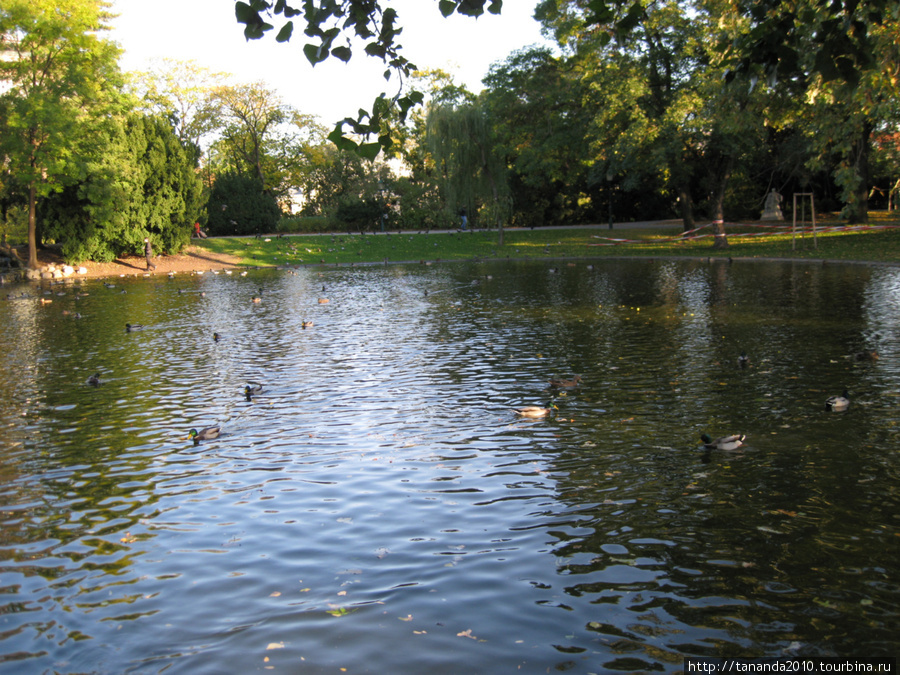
[425,103,510,244]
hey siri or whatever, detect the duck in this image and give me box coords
[513,404,558,418]
[825,389,850,411]
[700,433,746,451]
[125,323,143,332]
[188,426,220,443]
[548,375,581,388]
[301,321,314,329]
[854,350,878,361]
[738,352,750,368]
[213,332,221,342]
[244,382,263,400]
[87,372,101,387]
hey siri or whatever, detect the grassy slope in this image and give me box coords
[197,216,900,268]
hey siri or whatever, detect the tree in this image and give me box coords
[0,0,122,269]
[41,113,204,262]
[206,172,281,236]
[482,47,597,227]
[233,0,500,155]
[129,58,228,149]
[426,102,510,242]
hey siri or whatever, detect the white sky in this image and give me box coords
[108,0,552,125]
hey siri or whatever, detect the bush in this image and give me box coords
[206,172,281,236]
[335,197,384,232]
[276,215,336,234]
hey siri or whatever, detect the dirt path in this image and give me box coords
[34,245,245,280]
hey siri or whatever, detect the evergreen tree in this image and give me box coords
[42,114,204,262]
[206,172,281,236]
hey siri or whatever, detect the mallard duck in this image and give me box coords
[738,352,750,368]
[301,321,314,329]
[213,332,221,342]
[514,404,558,418]
[700,433,746,451]
[825,389,850,411]
[854,350,878,361]
[188,426,220,443]
[125,323,143,332]
[87,372,101,387]
[244,382,263,400]
[548,375,581,388]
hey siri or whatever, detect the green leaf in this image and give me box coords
[303,43,327,64]
[234,2,256,24]
[327,125,358,152]
[275,22,294,42]
[365,42,387,58]
[244,22,273,40]
[488,0,502,15]
[357,142,382,160]
[439,1,456,18]
[332,46,352,62]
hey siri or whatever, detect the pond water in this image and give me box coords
[0,258,898,673]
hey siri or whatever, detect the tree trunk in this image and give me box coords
[679,183,695,233]
[27,184,39,269]
[709,155,733,249]
[847,122,871,224]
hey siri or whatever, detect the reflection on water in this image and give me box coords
[0,259,898,673]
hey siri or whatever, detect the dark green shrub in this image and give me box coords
[206,172,281,236]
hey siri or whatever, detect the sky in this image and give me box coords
[107,0,553,125]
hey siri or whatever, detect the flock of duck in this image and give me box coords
[514,348,869,455]
[98,290,871,449]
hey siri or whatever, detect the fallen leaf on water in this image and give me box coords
[270,592,281,597]
[457,629,477,640]
[772,509,797,517]
[399,615,412,621]
[266,642,284,650]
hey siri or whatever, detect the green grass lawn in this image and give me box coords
[197,216,900,268]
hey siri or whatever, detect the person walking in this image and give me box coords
[459,206,468,231]
[144,237,156,271]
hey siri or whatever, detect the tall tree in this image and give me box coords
[426,102,510,242]
[482,47,597,227]
[0,0,122,269]
[130,58,228,149]
[41,113,204,262]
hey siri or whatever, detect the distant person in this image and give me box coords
[194,222,201,238]
[144,237,156,271]
[459,206,468,231]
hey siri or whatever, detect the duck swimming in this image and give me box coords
[244,382,263,400]
[825,389,850,411]
[700,433,746,451]
[188,426,220,443]
[125,323,143,332]
[514,404,558,418]
[548,375,582,388]
[738,352,750,368]
[87,372,101,387]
